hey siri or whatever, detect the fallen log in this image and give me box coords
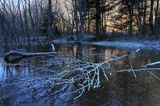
[4,50,58,63]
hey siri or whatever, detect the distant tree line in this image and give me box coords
[113,0,160,38]
[60,0,160,39]
[0,0,160,49]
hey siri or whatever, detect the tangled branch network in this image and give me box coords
[0,50,160,101]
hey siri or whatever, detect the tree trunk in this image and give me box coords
[87,7,90,33]
[143,0,147,37]
[48,0,54,40]
[149,0,154,35]
[137,2,143,36]
[74,0,79,40]
[96,0,101,37]
[129,5,133,37]
[154,0,159,36]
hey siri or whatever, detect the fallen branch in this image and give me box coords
[4,50,59,63]
[118,68,160,73]
[1,51,128,100]
[141,61,160,68]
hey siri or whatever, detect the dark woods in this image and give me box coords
[0,0,160,50]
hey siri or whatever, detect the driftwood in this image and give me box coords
[4,50,58,63]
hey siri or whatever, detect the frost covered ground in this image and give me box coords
[83,40,160,51]
[52,35,160,51]
[52,34,95,44]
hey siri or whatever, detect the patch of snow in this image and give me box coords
[52,37,74,44]
[83,40,160,51]
[52,34,95,44]
[52,36,72,44]
[53,35,160,51]
[80,34,95,40]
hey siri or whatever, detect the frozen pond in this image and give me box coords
[0,44,160,106]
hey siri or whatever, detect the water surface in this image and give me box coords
[0,45,160,106]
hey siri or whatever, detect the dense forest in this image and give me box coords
[0,0,160,49]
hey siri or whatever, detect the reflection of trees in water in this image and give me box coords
[76,45,83,59]
[94,47,104,63]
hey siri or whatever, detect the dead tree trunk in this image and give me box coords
[4,50,58,63]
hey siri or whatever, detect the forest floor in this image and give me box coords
[53,35,160,51]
